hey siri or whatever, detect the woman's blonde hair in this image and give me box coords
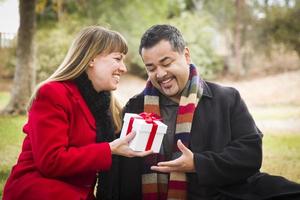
[29,25,128,132]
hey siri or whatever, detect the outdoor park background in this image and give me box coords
[0,0,299,198]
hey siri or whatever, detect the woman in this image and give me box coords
[2,26,151,200]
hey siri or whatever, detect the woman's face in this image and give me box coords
[86,52,127,92]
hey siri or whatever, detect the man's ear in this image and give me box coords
[184,47,191,64]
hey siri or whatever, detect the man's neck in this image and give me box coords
[169,96,180,103]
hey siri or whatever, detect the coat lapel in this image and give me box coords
[63,81,96,130]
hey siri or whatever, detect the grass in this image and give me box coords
[261,133,300,183]
[251,105,300,120]
[0,92,9,110]
[0,115,26,198]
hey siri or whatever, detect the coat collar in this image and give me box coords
[202,81,213,98]
[63,81,96,130]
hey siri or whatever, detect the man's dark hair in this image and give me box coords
[139,24,186,55]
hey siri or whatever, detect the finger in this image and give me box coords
[132,149,153,157]
[124,131,136,143]
[177,139,189,154]
[151,166,175,173]
[157,158,181,167]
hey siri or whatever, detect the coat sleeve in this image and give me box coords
[114,96,144,199]
[28,83,112,178]
[193,88,263,186]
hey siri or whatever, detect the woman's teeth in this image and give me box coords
[113,75,120,82]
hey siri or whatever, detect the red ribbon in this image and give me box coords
[126,112,161,151]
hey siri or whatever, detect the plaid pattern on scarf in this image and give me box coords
[142,64,204,200]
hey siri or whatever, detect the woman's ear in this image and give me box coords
[89,59,95,67]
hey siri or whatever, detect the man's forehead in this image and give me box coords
[141,41,175,60]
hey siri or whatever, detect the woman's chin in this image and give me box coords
[110,85,118,91]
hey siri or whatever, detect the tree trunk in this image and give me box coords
[56,0,64,22]
[234,0,244,78]
[1,0,36,115]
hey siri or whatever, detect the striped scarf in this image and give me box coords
[142,64,204,200]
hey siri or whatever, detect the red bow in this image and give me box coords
[139,112,161,123]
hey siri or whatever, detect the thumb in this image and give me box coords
[124,131,136,143]
[177,139,189,154]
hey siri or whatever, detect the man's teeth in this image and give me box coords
[161,78,172,84]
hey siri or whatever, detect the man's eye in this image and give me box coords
[147,67,155,72]
[162,62,171,67]
[114,57,121,61]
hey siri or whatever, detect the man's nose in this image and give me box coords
[156,66,167,78]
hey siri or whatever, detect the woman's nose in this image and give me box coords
[119,62,127,73]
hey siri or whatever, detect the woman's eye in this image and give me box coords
[114,57,121,61]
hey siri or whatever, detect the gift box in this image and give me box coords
[120,112,167,153]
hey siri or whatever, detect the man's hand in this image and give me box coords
[151,140,195,173]
[109,132,153,157]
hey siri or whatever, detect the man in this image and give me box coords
[116,24,300,200]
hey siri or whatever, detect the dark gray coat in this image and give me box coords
[114,81,300,200]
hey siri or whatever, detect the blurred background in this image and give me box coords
[0,0,299,198]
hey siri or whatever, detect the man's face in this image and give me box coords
[141,40,191,101]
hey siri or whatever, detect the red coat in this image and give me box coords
[3,81,112,200]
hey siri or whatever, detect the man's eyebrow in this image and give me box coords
[145,63,153,67]
[144,56,171,67]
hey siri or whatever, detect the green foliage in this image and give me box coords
[36,0,58,22]
[267,5,300,56]
[107,0,223,79]
[34,0,223,79]
[36,23,76,81]
[85,0,171,77]
[0,44,16,78]
[201,0,236,30]
[169,11,223,79]
[2,0,298,83]
[253,1,300,57]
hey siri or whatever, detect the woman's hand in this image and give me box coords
[109,132,153,157]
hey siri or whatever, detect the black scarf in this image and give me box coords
[74,72,118,200]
